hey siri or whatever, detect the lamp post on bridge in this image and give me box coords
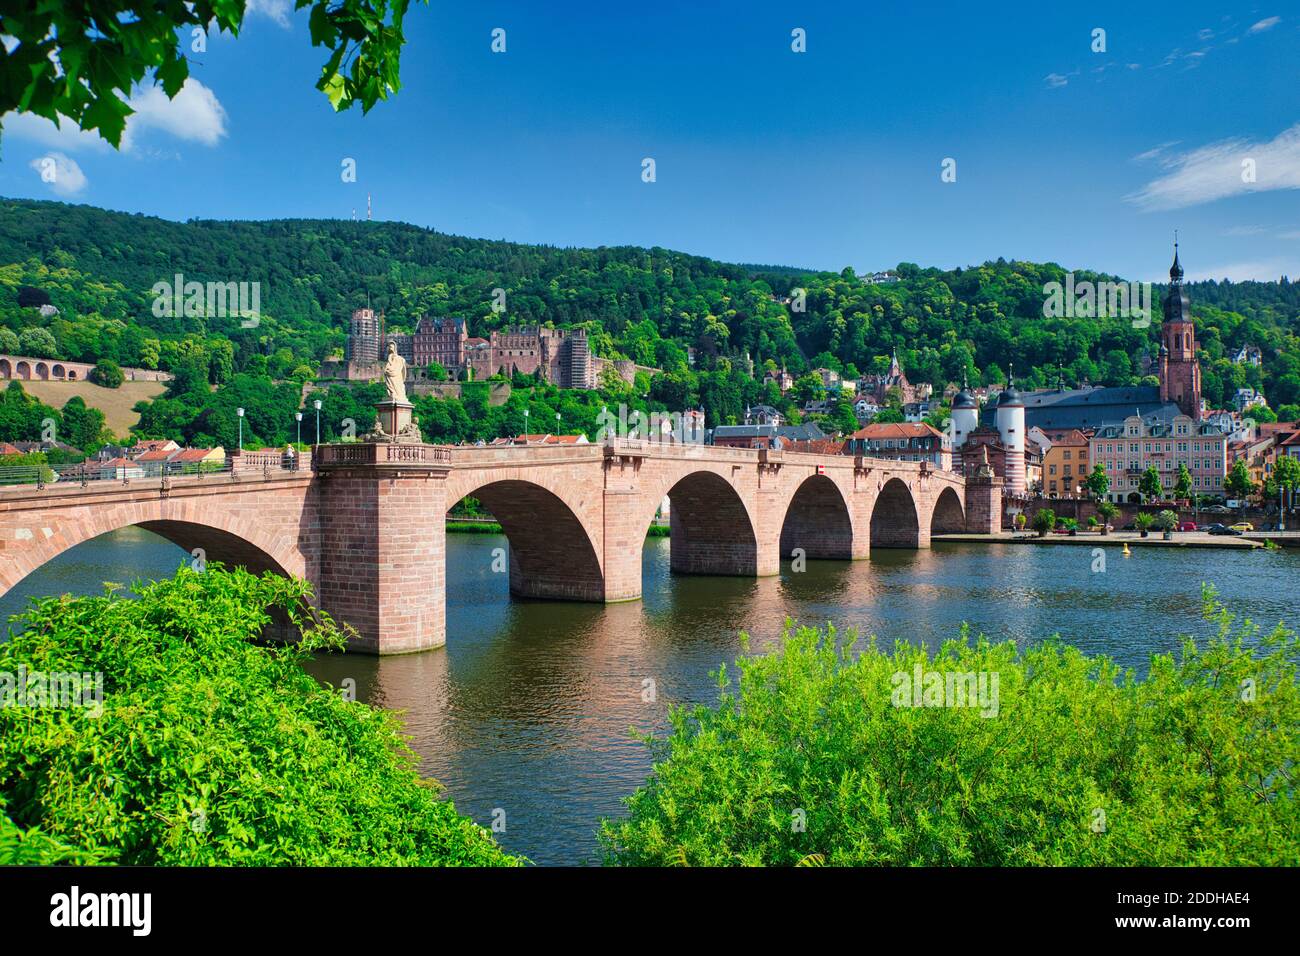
[295,411,302,447]
[313,399,322,445]
[237,407,245,453]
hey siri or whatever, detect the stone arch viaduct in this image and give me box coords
[0,441,1001,654]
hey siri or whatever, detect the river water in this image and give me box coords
[2,527,1296,865]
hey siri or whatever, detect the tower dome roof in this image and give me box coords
[953,388,976,409]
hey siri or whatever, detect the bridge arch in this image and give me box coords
[0,504,308,602]
[0,359,9,377]
[449,477,605,602]
[930,486,965,534]
[15,360,30,380]
[34,362,49,380]
[870,477,921,549]
[779,473,855,560]
[658,470,759,576]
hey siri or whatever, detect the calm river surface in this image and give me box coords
[2,527,1297,865]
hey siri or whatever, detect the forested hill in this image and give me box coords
[1,196,1299,415]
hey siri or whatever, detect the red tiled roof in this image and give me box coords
[849,422,944,440]
[173,448,218,463]
[135,448,178,462]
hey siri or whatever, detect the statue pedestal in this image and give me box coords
[371,400,421,444]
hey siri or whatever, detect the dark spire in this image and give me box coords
[1163,233,1191,322]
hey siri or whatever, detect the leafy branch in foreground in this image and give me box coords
[601,589,1299,866]
[0,565,521,865]
[0,1,422,148]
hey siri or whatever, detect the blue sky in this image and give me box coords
[3,1,1298,282]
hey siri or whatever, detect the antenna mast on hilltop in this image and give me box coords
[367,193,372,221]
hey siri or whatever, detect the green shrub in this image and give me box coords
[88,357,124,388]
[600,593,1300,866]
[0,567,522,866]
[1031,507,1056,536]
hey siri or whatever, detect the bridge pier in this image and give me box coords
[964,473,1004,534]
[315,444,450,654]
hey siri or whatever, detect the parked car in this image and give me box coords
[1206,523,1243,536]
[1178,522,1197,532]
[1229,522,1254,532]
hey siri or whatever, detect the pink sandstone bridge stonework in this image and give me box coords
[0,441,1002,654]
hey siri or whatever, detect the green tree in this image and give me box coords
[1224,459,1254,504]
[1031,507,1056,537]
[1174,463,1193,500]
[1138,465,1163,502]
[1096,500,1119,535]
[59,395,107,451]
[1084,463,1110,501]
[0,567,522,866]
[1274,455,1300,521]
[18,326,58,359]
[89,357,124,388]
[0,0,426,148]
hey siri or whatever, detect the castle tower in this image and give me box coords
[995,375,1025,495]
[1159,239,1202,420]
[951,372,979,448]
[345,308,383,364]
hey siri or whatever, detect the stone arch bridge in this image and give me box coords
[0,441,1001,654]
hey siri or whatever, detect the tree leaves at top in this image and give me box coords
[0,0,422,148]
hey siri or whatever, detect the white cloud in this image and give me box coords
[3,78,226,151]
[1044,73,1070,88]
[1222,225,1267,236]
[1248,17,1281,34]
[1185,258,1298,282]
[28,152,87,197]
[1126,124,1300,210]
[2,110,123,152]
[1133,141,1180,162]
[127,79,228,147]
[246,0,294,28]
[1279,230,1300,240]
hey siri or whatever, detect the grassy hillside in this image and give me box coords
[19,379,165,435]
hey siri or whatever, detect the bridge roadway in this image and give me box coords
[0,441,1002,653]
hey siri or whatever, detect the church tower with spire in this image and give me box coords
[1158,238,1202,420]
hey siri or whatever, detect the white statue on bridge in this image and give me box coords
[383,341,408,405]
